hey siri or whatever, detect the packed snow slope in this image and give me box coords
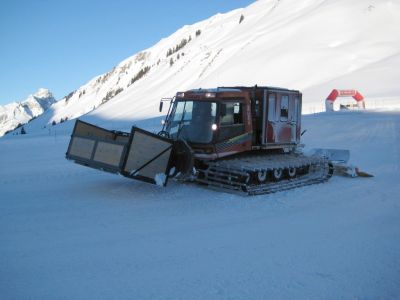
[13,0,400,135]
[1,109,399,299]
[0,88,55,136]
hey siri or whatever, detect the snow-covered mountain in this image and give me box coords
[8,0,400,135]
[0,88,56,136]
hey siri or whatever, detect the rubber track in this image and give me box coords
[196,153,332,195]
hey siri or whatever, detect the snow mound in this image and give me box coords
[0,110,399,299]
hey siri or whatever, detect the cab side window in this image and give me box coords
[268,94,276,121]
[280,95,289,121]
[220,102,243,125]
[218,102,245,141]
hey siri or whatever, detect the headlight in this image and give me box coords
[205,92,216,98]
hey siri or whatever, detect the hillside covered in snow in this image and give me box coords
[4,0,399,136]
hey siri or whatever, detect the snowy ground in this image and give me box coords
[1,110,399,299]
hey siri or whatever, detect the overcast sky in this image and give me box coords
[0,0,254,105]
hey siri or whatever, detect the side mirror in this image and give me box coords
[159,101,164,112]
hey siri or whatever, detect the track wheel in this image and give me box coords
[287,167,296,178]
[272,168,283,181]
[257,170,267,183]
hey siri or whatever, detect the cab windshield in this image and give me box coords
[166,100,217,143]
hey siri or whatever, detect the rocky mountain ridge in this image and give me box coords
[0,88,56,136]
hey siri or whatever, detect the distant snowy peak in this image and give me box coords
[0,88,56,136]
[22,88,56,114]
[32,88,55,108]
[34,88,53,98]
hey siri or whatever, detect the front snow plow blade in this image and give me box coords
[66,120,130,174]
[66,120,175,186]
[121,128,174,186]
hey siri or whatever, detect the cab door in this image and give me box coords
[266,92,290,144]
[265,92,299,145]
[275,94,293,144]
